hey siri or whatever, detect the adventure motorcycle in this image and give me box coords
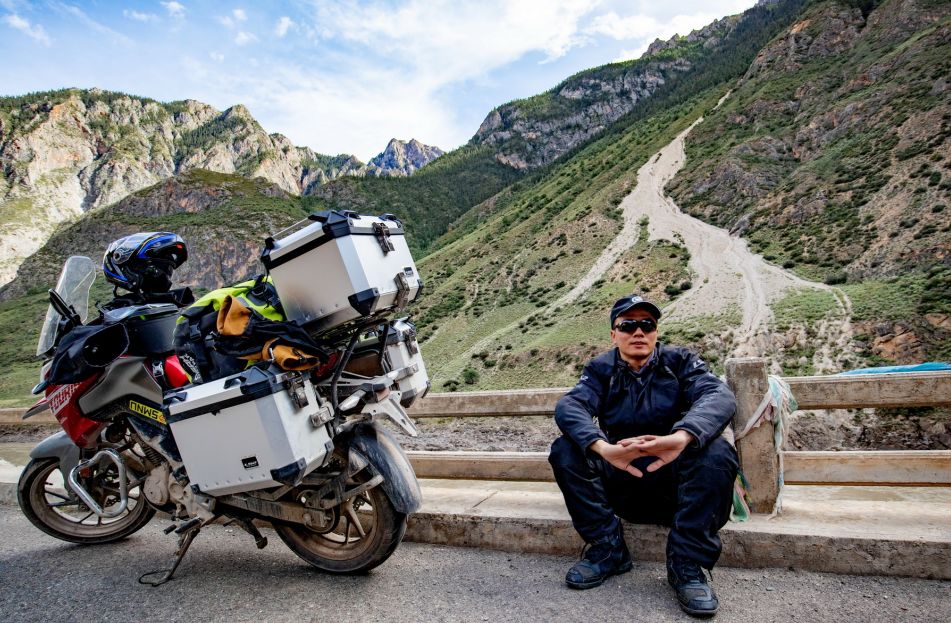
[18,213,428,585]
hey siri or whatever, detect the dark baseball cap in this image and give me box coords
[610,294,661,326]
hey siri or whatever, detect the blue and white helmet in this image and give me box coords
[102,232,187,292]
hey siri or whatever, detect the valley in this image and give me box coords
[0,0,947,420]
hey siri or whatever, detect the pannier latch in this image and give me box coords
[405,326,419,355]
[287,376,309,409]
[394,271,411,310]
[310,404,334,427]
[373,222,395,255]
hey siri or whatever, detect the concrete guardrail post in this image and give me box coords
[725,357,779,513]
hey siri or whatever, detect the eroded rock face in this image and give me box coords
[0,90,443,286]
[470,15,744,170]
[472,58,694,170]
[0,171,296,299]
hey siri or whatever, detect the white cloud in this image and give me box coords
[161,1,185,19]
[306,0,600,85]
[157,0,765,160]
[219,9,248,29]
[234,31,256,46]
[274,16,294,38]
[614,45,648,63]
[123,9,158,22]
[3,13,51,45]
[587,12,661,40]
[57,4,132,45]
[588,10,724,43]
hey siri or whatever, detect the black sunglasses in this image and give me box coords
[614,318,657,334]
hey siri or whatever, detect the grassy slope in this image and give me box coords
[414,91,724,391]
[665,0,951,361]
[0,170,319,406]
[312,145,524,256]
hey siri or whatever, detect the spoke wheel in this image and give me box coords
[274,471,406,574]
[17,457,155,544]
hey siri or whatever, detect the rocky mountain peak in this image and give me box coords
[368,138,445,176]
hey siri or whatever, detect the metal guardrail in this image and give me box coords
[403,365,951,508]
[6,367,949,499]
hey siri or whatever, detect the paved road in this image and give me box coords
[0,507,948,623]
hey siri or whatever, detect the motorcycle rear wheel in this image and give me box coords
[274,472,407,574]
[17,457,155,544]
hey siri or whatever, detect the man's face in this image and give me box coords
[611,308,658,366]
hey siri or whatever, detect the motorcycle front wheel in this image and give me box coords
[17,457,155,544]
[274,471,407,574]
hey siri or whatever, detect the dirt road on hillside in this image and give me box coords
[560,98,851,357]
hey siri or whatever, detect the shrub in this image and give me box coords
[462,368,480,385]
[824,271,848,285]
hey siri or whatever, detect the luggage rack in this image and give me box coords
[263,210,404,252]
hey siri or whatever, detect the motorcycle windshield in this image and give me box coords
[36,256,97,356]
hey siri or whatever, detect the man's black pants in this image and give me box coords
[548,435,739,568]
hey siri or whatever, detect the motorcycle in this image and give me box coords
[17,215,429,585]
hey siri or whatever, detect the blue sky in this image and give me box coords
[1,1,757,161]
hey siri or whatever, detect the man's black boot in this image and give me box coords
[565,529,632,590]
[667,557,719,616]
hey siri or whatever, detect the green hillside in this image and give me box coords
[2,0,947,407]
[311,144,523,256]
[667,0,951,361]
[413,89,725,391]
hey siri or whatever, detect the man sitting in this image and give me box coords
[549,295,738,617]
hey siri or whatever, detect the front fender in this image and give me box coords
[349,422,421,514]
[29,431,81,476]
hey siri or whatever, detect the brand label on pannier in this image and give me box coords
[242,456,259,469]
[129,400,166,425]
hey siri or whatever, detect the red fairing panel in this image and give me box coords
[47,375,105,448]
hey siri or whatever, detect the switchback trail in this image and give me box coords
[559,97,852,358]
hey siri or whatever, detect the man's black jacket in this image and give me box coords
[554,344,736,451]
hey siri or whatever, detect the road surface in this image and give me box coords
[0,507,947,623]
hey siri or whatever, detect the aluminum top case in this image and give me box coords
[260,210,423,333]
[165,366,334,496]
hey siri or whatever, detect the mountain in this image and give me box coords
[0,90,442,285]
[369,139,445,176]
[1,0,948,408]
[308,0,807,256]
[405,0,949,390]
[1,169,315,301]
[666,0,951,362]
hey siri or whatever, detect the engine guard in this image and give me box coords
[348,422,421,515]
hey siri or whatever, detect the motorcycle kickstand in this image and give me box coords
[138,518,204,587]
[231,517,268,549]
